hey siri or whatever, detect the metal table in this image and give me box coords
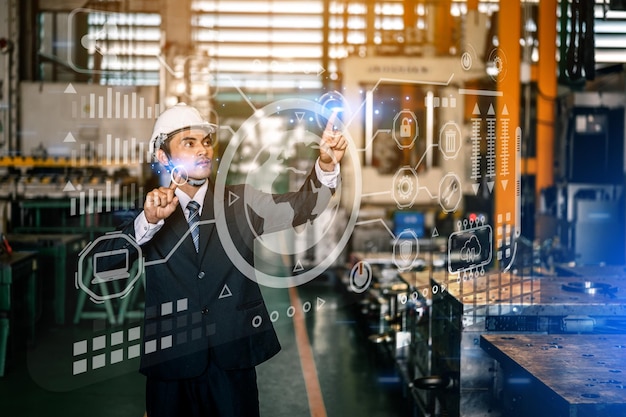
[7,234,86,325]
[408,271,626,417]
[481,333,626,417]
[0,251,38,377]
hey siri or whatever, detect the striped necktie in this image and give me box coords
[187,200,200,252]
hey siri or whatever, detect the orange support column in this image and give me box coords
[536,0,558,197]
[496,1,521,250]
[434,0,453,56]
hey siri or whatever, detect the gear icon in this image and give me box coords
[487,47,507,82]
[398,175,414,200]
[493,56,503,76]
[392,166,419,209]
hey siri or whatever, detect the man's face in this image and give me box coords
[158,128,214,182]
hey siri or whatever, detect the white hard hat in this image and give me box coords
[149,103,217,161]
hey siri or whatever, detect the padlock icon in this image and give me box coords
[400,117,411,137]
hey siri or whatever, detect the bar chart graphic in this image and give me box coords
[67,180,144,216]
[72,87,163,120]
[69,134,151,166]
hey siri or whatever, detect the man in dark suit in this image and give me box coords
[108,103,345,416]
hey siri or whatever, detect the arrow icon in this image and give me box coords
[218,284,233,299]
[228,191,240,206]
[63,181,76,192]
[64,83,77,94]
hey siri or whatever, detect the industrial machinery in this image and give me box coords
[552,93,626,265]
[404,269,626,417]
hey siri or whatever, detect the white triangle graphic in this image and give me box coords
[487,103,496,115]
[316,297,326,310]
[218,284,233,299]
[293,260,304,272]
[501,179,509,190]
[472,102,481,115]
[64,132,76,142]
[63,181,76,192]
[64,83,77,94]
[502,104,509,115]
[228,191,240,206]
[295,111,305,122]
[431,227,439,238]
[487,181,495,193]
[472,183,480,195]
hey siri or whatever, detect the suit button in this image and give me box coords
[198,271,205,279]
[201,307,209,315]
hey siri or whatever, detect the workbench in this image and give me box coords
[481,334,626,417]
[0,251,38,377]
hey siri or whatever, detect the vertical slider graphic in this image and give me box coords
[500,105,511,189]
[514,126,522,239]
[486,104,496,193]
[470,103,482,193]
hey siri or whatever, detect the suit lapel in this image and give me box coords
[164,203,199,260]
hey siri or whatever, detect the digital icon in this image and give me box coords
[460,43,478,71]
[438,121,462,160]
[350,261,372,293]
[447,216,492,279]
[392,110,418,149]
[438,173,462,213]
[76,233,143,303]
[91,249,131,284]
[315,90,351,133]
[487,47,508,82]
[400,117,412,137]
[68,9,124,74]
[393,229,420,271]
[461,51,473,70]
[80,21,119,65]
[392,166,419,209]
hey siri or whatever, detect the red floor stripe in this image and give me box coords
[288,286,328,417]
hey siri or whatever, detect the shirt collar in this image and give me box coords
[175,181,209,215]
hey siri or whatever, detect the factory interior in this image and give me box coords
[2,0,626,416]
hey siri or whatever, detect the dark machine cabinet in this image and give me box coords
[554,99,626,265]
[565,106,624,184]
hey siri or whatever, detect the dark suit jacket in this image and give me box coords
[106,168,332,380]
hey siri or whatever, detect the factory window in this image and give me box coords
[37,10,161,85]
[84,12,162,85]
[42,1,626,90]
